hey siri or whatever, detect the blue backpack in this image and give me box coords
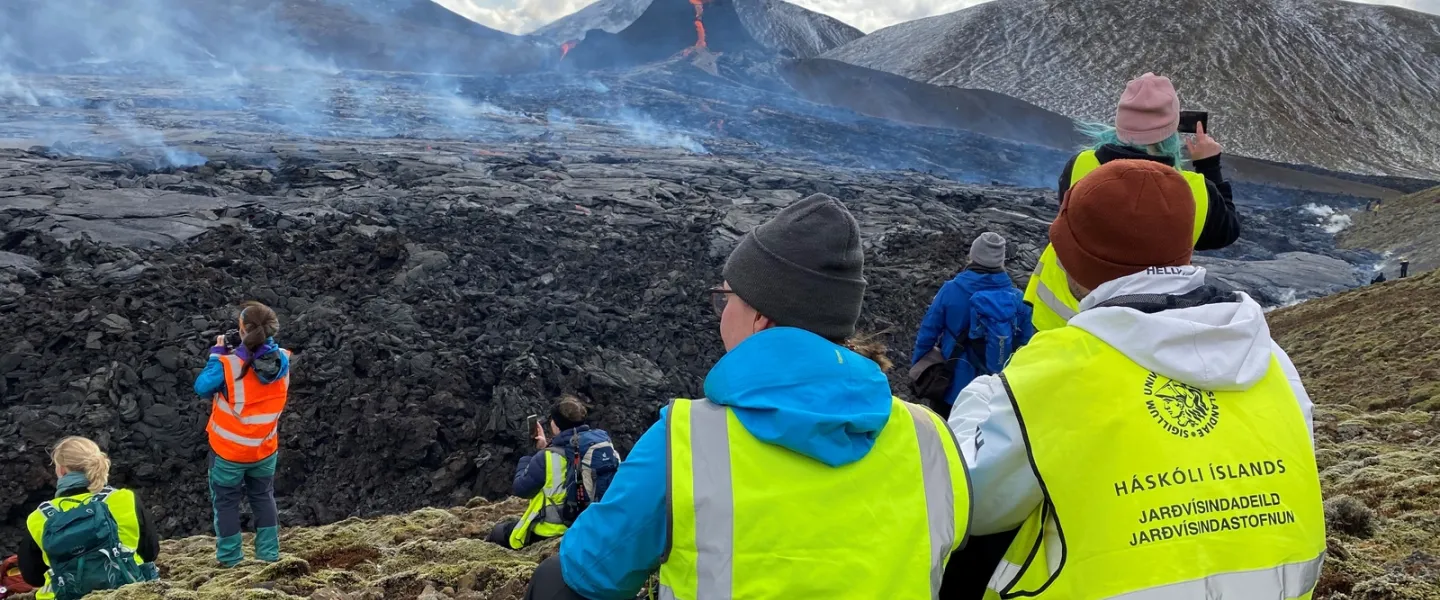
[38,489,152,600]
[560,431,621,523]
[967,288,1031,375]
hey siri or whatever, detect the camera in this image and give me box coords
[223,329,242,350]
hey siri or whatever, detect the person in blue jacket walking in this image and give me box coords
[911,232,1034,419]
[522,193,971,600]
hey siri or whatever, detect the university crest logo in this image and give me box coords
[1143,372,1219,438]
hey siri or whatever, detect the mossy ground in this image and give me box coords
[22,498,553,600]
[1341,185,1440,275]
[1271,269,1440,599]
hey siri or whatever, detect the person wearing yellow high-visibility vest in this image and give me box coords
[1025,73,1241,332]
[18,437,160,600]
[523,193,972,600]
[946,160,1324,600]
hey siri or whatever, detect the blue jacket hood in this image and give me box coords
[250,342,290,384]
[703,327,893,467]
[955,269,1016,291]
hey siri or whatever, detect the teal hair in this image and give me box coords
[1076,121,1186,170]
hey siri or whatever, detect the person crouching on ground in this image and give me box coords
[910,231,1033,419]
[19,437,159,600]
[1026,72,1241,332]
[523,193,972,600]
[487,396,619,549]
[948,160,1324,599]
[194,301,291,567]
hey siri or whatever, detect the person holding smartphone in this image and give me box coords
[1024,72,1242,335]
[487,396,618,550]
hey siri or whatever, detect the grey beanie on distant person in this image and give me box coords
[970,232,1007,269]
[722,193,867,340]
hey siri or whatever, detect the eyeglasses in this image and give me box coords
[708,288,736,317]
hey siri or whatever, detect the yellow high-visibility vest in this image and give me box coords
[26,488,148,600]
[510,449,570,549]
[659,397,971,599]
[1024,151,1211,331]
[985,326,1325,599]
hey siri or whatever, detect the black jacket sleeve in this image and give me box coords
[1191,155,1242,251]
[18,522,47,587]
[1056,154,1079,207]
[135,492,160,562]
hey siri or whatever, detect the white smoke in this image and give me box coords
[1302,203,1353,234]
[0,71,39,106]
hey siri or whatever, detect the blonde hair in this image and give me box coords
[52,436,111,493]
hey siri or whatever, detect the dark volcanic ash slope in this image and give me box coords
[0,0,549,75]
[545,0,861,63]
[823,0,1440,178]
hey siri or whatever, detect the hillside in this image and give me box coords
[23,272,1437,600]
[538,0,862,59]
[779,58,1421,206]
[0,0,549,75]
[822,0,1440,178]
[1269,269,1440,598]
[1341,185,1440,276]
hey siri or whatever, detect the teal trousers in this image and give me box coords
[209,452,280,566]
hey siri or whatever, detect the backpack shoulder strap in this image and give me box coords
[38,501,58,518]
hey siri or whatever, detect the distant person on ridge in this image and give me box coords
[910,231,1033,419]
[1025,72,1241,331]
[523,194,971,600]
[194,302,291,567]
[486,396,620,550]
[949,161,1324,599]
[19,437,160,600]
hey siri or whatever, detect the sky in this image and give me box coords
[433,0,1440,36]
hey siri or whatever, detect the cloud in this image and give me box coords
[431,0,596,34]
[433,0,1440,35]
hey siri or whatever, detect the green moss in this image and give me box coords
[74,499,538,600]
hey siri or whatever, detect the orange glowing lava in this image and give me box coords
[689,0,710,50]
[560,40,578,60]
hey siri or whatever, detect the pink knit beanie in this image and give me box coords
[1115,73,1180,146]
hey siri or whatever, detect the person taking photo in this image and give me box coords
[194,301,291,567]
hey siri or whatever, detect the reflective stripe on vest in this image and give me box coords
[984,326,1325,599]
[1024,150,1211,332]
[509,449,569,549]
[659,397,971,600]
[25,488,146,600]
[207,351,290,463]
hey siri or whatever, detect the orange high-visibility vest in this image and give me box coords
[207,351,290,463]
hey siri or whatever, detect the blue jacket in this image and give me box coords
[557,327,893,599]
[512,426,612,498]
[911,269,1032,403]
[194,338,290,398]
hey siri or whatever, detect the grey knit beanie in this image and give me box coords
[722,194,867,340]
[970,232,1006,269]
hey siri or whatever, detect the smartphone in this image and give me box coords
[525,414,539,437]
[1178,110,1209,134]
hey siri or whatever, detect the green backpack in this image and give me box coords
[38,489,150,600]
